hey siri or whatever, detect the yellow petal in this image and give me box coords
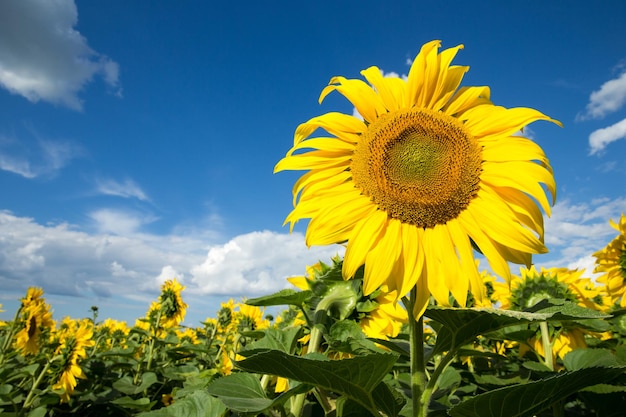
[343,210,387,279]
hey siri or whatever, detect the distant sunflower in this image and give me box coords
[492,265,600,311]
[359,287,407,340]
[594,214,626,308]
[14,287,54,355]
[51,318,95,403]
[159,279,188,328]
[275,40,560,318]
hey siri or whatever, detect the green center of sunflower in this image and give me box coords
[351,108,482,228]
[509,273,577,310]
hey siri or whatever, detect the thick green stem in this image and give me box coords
[540,321,554,371]
[405,287,428,417]
[22,361,51,412]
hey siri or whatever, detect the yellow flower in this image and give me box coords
[52,318,95,403]
[159,278,188,328]
[275,40,559,319]
[234,303,270,332]
[523,328,586,363]
[594,213,626,308]
[359,288,407,340]
[492,265,600,311]
[175,327,200,344]
[97,318,129,349]
[14,287,54,355]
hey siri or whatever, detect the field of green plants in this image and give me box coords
[1,226,626,417]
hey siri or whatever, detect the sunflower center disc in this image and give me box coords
[351,108,482,228]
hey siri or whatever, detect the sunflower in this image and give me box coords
[492,265,601,311]
[158,278,188,328]
[234,303,270,332]
[594,214,626,308]
[51,318,95,403]
[359,287,408,340]
[275,40,559,318]
[14,287,55,356]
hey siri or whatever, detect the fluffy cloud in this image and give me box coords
[190,231,343,295]
[0,211,342,320]
[539,196,626,271]
[589,118,626,155]
[578,71,626,121]
[95,178,150,201]
[0,132,82,178]
[0,0,120,110]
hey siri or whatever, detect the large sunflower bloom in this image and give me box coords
[159,278,188,328]
[14,287,54,355]
[52,318,95,403]
[275,40,560,318]
[492,265,601,311]
[594,213,626,308]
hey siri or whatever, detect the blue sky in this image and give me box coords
[1,0,625,326]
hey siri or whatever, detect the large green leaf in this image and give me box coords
[448,367,626,417]
[235,349,399,413]
[206,372,310,413]
[246,289,312,307]
[238,327,302,355]
[111,396,155,411]
[425,302,608,356]
[425,307,551,356]
[138,391,227,417]
[206,372,273,412]
[112,372,158,395]
[563,348,623,370]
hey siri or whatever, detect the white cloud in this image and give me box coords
[578,72,626,121]
[589,117,626,155]
[0,0,120,110]
[89,208,158,235]
[0,211,343,322]
[538,197,626,272]
[0,133,82,178]
[190,230,343,296]
[95,178,150,201]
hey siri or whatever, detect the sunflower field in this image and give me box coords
[2,40,626,416]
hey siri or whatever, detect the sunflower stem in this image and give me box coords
[22,360,51,412]
[406,287,427,417]
[539,321,554,371]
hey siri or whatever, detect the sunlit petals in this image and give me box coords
[443,86,492,117]
[343,210,387,279]
[319,76,386,123]
[360,66,403,112]
[481,161,555,215]
[362,219,403,295]
[463,105,562,138]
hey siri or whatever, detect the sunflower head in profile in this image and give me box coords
[158,278,188,328]
[594,213,626,308]
[275,40,560,318]
[51,318,95,403]
[492,265,601,311]
[15,287,55,356]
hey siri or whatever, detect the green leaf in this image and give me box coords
[239,327,302,355]
[235,349,399,413]
[206,372,311,413]
[112,372,158,395]
[528,299,610,320]
[425,303,608,357]
[138,390,227,417]
[563,348,622,370]
[26,406,48,417]
[371,381,406,417]
[246,289,312,307]
[111,396,155,411]
[425,307,552,356]
[448,367,626,417]
[206,373,273,413]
